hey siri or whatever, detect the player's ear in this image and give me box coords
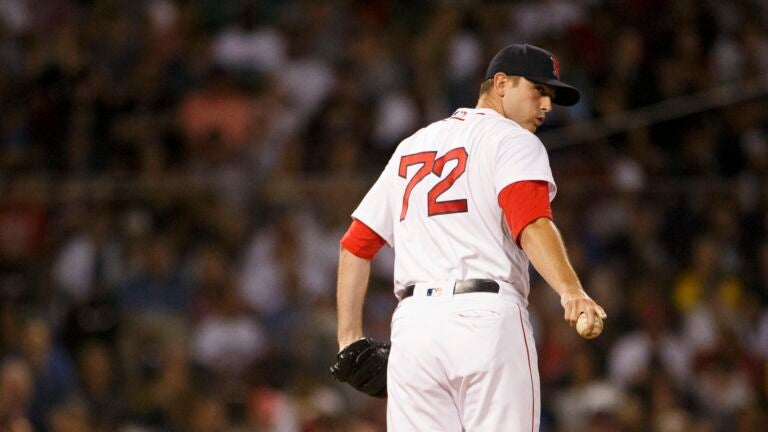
[493,73,507,97]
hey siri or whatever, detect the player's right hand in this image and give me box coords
[560,288,607,329]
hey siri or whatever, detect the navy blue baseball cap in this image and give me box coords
[485,44,580,106]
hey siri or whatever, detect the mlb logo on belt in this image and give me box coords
[427,288,442,296]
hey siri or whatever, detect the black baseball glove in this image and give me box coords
[330,337,390,398]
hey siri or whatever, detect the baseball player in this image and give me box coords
[332,44,607,431]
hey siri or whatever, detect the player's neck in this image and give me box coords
[476,97,506,119]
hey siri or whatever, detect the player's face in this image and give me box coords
[502,78,554,133]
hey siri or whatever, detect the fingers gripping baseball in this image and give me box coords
[576,312,604,339]
[330,338,390,398]
[560,289,607,337]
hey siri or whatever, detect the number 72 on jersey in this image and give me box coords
[399,147,468,221]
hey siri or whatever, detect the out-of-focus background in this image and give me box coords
[0,0,767,431]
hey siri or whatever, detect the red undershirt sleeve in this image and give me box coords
[340,219,387,260]
[498,180,553,245]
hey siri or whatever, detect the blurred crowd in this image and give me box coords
[0,0,767,431]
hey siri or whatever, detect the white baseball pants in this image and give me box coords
[387,281,539,431]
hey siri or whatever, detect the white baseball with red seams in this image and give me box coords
[352,108,555,431]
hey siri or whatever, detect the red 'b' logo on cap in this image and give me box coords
[551,56,561,79]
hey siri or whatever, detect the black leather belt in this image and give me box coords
[400,279,500,300]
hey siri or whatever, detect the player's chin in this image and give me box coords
[532,118,545,131]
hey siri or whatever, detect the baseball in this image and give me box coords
[576,312,603,339]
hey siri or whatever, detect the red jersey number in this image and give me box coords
[398,148,469,221]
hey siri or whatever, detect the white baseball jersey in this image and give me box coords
[352,107,556,299]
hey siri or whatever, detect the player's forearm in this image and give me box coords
[519,217,583,296]
[336,247,372,350]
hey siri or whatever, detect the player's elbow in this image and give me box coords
[519,217,558,252]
